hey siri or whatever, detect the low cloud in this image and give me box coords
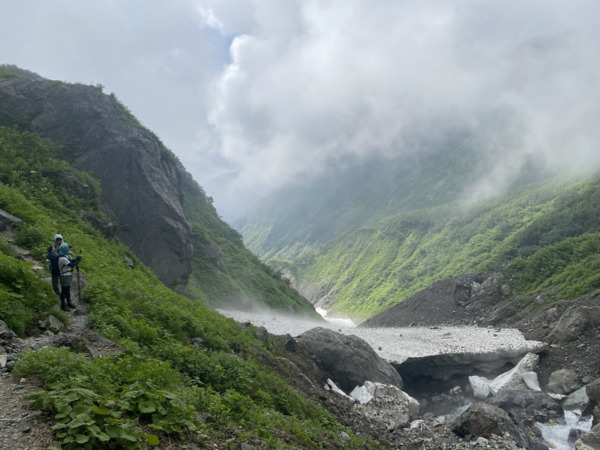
[200,0,600,218]
[2,1,600,220]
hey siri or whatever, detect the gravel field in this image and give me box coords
[218,309,545,364]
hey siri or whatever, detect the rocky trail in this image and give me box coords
[0,295,127,450]
[0,304,87,449]
[0,242,125,450]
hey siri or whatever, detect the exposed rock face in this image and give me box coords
[451,402,528,448]
[294,327,403,393]
[546,306,600,344]
[587,378,600,427]
[0,77,192,286]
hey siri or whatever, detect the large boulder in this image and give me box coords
[548,369,582,395]
[563,386,590,412]
[0,320,16,339]
[451,402,528,448]
[546,306,600,344]
[294,327,403,393]
[585,378,600,405]
[489,390,562,424]
[351,382,418,429]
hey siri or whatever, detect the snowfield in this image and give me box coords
[217,309,545,364]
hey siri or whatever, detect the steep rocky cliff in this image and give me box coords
[0,74,192,287]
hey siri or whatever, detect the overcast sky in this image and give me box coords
[2,1,600,220]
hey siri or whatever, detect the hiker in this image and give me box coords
[46,234,63,295]
[57,242,82,311]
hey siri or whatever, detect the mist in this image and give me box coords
[2,1,600,220]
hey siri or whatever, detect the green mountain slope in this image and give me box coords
[0,65,318,317]
[265,173,600,319]
[0,124,358,447]
[178,168,317,313]
[236,134,544,261]
[236,113,600,320]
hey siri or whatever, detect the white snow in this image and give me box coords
[217,309,544,364]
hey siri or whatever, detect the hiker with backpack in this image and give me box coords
[46,234,64,295]
[57,242,82,311]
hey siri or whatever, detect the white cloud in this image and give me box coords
[1,0,600,219]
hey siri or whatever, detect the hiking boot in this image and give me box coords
[61,304,69,311]
[67,303,76,309]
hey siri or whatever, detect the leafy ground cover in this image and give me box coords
[0,125,365,448]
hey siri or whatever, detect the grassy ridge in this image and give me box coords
[0,125,362,448]
[266,174,600,318]
[237,139,545,261]
[179,168,320,315]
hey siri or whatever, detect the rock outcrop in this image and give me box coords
[351,382,418,429]
[0,76,193,287]
[546,306,600,344]
[451,402,529,448]
[293,327,403,393]
[360,274,487,328]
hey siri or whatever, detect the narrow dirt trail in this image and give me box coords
[0,370,56,449]
[0,294,93,450]
[0,242,94,449]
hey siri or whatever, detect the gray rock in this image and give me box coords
[38,316,63,333]
[547,306,600,344]
[360,274,486,327]
[489,390,562,423]
[548,369,582,395]
[586,378,600,406]
[451,402,528,448]
[190,337,204,347]
[79,210,116,239]
[0,209,21,231]
[563,386,590,412]
[353,383,412,429]
[338,431,351,442]
[0,320,16,339]
[295,327,403,393]
[576,423,600,449]
[0,78,193,287]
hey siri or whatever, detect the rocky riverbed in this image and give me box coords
[217,283,600,450]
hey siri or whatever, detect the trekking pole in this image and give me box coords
[75,264,80,304]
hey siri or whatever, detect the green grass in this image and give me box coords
[0,125,362,449]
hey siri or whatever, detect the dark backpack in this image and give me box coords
[47,247,60,276]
